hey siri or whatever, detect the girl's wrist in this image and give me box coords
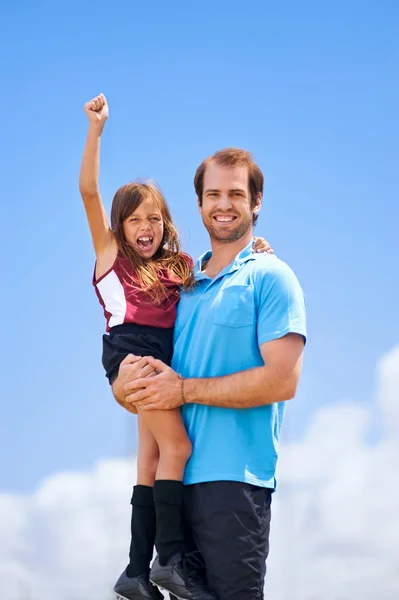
[88,121,105,136]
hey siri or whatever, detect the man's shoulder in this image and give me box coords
[249,253,298,281]
[249,254,304,306]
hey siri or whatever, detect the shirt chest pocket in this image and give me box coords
[212,284,255,328]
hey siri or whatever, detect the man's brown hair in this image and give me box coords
[194,148,264,224]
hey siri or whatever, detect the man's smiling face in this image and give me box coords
[199,162,261,243]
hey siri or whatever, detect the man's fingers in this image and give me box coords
[125,383,151,401]
[133,399,150,408]
[125,388,148,404]
[121,353,145,366]
[135,356,151,369]
[139,364,157,378]
[125,377,151,393]
[147,357,169,372]
[123,358,153,382]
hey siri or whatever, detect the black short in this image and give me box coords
[101,323,174,384]
[183,481,272,600]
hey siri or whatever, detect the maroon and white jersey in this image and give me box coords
[93,252,193,332]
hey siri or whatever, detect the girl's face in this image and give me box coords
[123,196,164,259]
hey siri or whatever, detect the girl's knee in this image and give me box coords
[161,436,192,464]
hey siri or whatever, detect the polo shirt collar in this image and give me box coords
[194,239,256,281]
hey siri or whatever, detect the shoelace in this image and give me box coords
[183,550,208,588]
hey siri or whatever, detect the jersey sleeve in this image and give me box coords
[255,258,307,347]
[181,252,195,270]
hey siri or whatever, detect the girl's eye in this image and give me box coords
[150,217,161,222]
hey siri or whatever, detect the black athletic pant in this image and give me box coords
[183,481,272,600]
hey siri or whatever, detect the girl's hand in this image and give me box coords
[253,236,274,254]
[84,93,109,126]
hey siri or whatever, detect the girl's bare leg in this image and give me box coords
[137,415,159,486]
[138,407,192,567]
[138,408,192,481]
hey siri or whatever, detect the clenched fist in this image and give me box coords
[84,93,108,126]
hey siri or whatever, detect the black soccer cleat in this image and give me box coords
[150,552,217,600]
[114,569,164,600]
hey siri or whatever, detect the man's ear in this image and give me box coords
[253,193,262,214]
[197,196,203,214]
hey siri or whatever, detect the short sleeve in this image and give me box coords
[181,252,195,270]
[254,258,307,347]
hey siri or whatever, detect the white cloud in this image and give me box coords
[267,345,399,600]
[0,461,135,600]
[1,347,399,600]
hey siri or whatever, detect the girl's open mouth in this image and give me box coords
[136,236,154,251]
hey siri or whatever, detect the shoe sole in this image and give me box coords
[115,594,146,600]
[115,593,157,600]
[116,589,173,600]
[149,580,186,600]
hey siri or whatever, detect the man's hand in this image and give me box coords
[84,93,109,126]
[124,357,183,411]
[112,354,156,414]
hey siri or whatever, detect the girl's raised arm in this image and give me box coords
[79,93,115,257]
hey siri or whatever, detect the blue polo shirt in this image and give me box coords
[171,240,307,488]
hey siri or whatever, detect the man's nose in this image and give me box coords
[217,193,233,211]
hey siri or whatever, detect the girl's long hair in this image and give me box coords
[110,181,195,302]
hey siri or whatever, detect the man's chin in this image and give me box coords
[207,224,251,244]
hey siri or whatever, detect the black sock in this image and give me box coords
[126,485,156,578]
[153,480,185,565]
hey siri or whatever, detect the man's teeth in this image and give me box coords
[214,216,235,222]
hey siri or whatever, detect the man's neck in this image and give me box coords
[202,230,253,278]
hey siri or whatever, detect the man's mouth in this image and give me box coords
[213,215,237,224]
[136,236,154,251]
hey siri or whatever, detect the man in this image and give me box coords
[113,148,306,599]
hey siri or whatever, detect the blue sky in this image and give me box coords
[1,0,398,492]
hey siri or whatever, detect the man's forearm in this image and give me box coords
[183,365,299,409]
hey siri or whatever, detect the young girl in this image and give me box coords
[79,94,273,600]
